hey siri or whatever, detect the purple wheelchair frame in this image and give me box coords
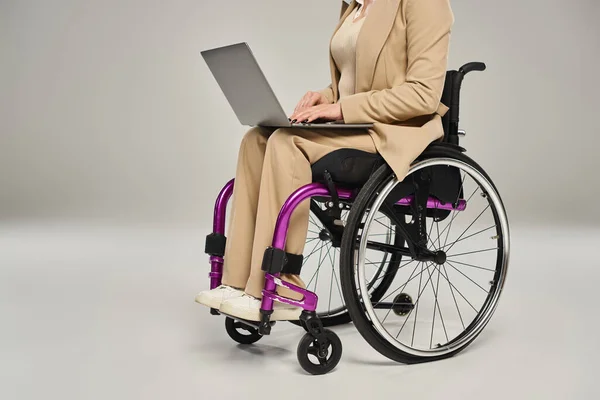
[208,178,466,323]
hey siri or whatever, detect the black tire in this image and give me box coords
[297,329,343,375]
[225,317,262,345]
[340,150,509,364]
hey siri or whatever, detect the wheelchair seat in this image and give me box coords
[310,140,466,191]
[311,149,385,188]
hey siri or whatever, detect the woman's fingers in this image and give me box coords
[304,92,318,107]
[291,92,321,119]
[293,95,308,116]
[292,107,312,123]
[298,104,342,123]
[293,94,309,115]
[293,104,326,123]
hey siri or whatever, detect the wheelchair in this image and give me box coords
[203,62,510,375]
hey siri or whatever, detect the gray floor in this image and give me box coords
[1,223,598,400]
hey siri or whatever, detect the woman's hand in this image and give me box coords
[292,91,329,116]
[289,104,344,124]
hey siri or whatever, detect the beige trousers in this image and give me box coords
[221,126,377,298]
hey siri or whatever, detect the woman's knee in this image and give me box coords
[266,128,297,152]
[240,126,270,152]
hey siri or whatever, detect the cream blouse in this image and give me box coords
[330,7,366,100]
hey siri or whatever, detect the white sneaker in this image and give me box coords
[219,294,302,322]
[195,285,244,309]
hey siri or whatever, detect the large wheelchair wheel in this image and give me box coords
[340,151,510,363]
[290,199,403,328]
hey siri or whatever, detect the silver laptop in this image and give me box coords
[201,42,373,129]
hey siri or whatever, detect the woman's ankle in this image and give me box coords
[220,282,245,291]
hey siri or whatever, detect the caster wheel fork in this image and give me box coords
[296,311,343,375]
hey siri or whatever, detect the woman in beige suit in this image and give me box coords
[196,0,454,322]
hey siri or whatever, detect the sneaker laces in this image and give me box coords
[218,285,239,293]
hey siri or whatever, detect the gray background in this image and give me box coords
[2,0,599,227]
[2,1,600,399]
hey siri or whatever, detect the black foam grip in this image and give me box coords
[261,247,287,274]
[449,73,464,124]
[281,253,304,275]
[460,62,486,74]
[261,248,304,275]
[205,233,226,257]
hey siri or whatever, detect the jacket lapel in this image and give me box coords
[355,0,401,92]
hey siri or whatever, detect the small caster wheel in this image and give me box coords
[225,317,262,345]
[392,293,414,316]
[297,329,342,375]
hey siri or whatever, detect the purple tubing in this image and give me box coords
[261,182,468,312]
[270,184,466,250]
[261,183,337,312]
[271,184,350,250]
[209,179,235,290]
[261,274,318,313]
[397,196,467,212]
[209,180,468,309]
[213,179,235,234]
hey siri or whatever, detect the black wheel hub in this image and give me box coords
[416,249,447,265]
[434,250,447,265]
[319,229,332,242]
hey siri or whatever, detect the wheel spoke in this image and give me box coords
[444,204,491,254]
[327,245,341,314]
[303,240,325,265]
[379,261,422,324]
[411,262,425,346]
[446,260,489,293]
[305,242,327,288]
[428,261,449,347]
[376,261,425,309]
[315,245,334,291]
[448,258,496,272]
[396,263,437,339]
[374,218,389,227]
[447,247,498,258]
[329,249,343,303]
[433,264,479,313]
[441,263,465,329]
[439,225,496,250]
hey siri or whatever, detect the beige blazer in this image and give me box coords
[320,0,454,180]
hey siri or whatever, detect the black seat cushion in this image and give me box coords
[311,149,385,188]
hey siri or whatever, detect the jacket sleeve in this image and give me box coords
[340,0,454,124]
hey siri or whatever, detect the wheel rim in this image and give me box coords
[355,158,510,357]
[303,201,396,319]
